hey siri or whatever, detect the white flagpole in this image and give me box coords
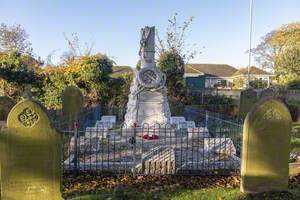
[247,0,254,88]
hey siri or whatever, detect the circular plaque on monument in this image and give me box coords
[137,66,162,88]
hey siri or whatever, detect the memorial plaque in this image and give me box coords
[1,99,63,199]
[241,97,292,193]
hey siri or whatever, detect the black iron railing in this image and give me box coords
[62,119,242,176]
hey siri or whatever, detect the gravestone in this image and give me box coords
[186,121,196,128]
[61,86,84,129]
[62,86,84,116]
[0,99,63,200]
[170,116,186,125]
[239,88,258,119]
[241,97,292,193]
[188,127,210,139]
[0,96,15,121]
[178,121,188,129]
[101,115,116,124]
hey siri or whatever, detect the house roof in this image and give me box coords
[110,65,133,78]
[185,64,238,77]
[232,66,272,76]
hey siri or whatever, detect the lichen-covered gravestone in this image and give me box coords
[0,96,15,121]
[0,99,63,199]
[241,97,292,193]
[61,86,84,116]
[61,86,84,129]
[239,88,258,119]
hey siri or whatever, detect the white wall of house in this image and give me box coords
[184,72,275,90]
[231,74,274,89]
[184,72,204,77]
[205,77,234,89]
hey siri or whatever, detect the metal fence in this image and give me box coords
[51,104,102,131]
[61,112,243,175]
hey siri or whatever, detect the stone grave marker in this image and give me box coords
[170,116,186,129]
[170,116,186,125]
[0,96,15,121]
[61,86,84,129]
[239,88,258,119]
[241,97,292,193]
[0,99,63,200]
[178,121,188,129]
[188,127,210,139]
[101,115,116,123]
[61,86,84,117]
[186,121,196,128]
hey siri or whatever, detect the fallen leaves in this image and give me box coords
[62,173,300,199]
[62,173,241,197]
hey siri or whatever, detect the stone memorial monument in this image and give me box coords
[0,99,63,200]
[241,97,292,193]
[124,26,171,126]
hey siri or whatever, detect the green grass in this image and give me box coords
[70,185,300,200]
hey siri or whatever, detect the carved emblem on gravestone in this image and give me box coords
[263,108,282,120]
[18,108,40,127]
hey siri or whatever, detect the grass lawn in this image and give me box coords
[70,186,300,200]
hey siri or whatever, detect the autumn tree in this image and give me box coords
[275,46,300,86]
[0,51,44,99]
[252,22,300,70]
[0,23,32,54]
[41,53,114,108]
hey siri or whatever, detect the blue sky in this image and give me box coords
[0,0,299,68]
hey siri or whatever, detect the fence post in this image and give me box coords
[132,122,137,177]
[205,111,209,128]
[73,121,79,175]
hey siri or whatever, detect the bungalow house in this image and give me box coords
[184,64,237,89]
[231,66,274,89]
[184,64,274,90]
